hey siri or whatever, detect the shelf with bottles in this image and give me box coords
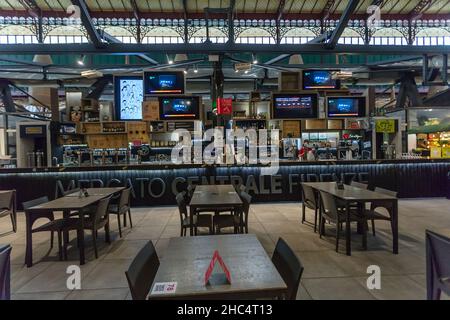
[233,118,267,130]
[81,98,100,122]
[102,121,127,133]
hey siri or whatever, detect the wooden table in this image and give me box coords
[302,182,398,256]
[148,234,287,299]
[189,185,243,236]
[64,187,124,197]
[27,187,124,266]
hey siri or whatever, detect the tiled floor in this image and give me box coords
[1,198,449,300]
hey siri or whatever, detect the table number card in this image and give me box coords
[150,282,177,295]
[204,250,231,285]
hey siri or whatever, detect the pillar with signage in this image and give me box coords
[372,118,402,159]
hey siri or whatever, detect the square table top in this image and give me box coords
[27,194,106,211]
[64,187,125,197]
[148,234,287,299]
[189,184,243,208]
[302,182,397,201]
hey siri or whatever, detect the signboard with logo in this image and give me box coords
[375,119,396,133]
[20,125,47,138]
[217,98,233,115]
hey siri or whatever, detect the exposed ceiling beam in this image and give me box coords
[366,55,423,66]
[321,0,336,21]
[18,0,41,17]
[129,0,140,21]
[276,0,286,22]
[1,43,450,55]
[99,30,158,65]
[264,54,292,65]
[409,0,433,20]
[71,0,104,48]
[326,0,360,49]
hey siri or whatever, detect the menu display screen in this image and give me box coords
[144,71,185,94]
[302,70,340,90]
[159,96,200,120]
[114,76,144,120]
[327,97,366,118]
[272,93,318,119]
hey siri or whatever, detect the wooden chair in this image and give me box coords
[125,241,160,300]
[426,230,450,300]
[0,244,11,300]
[0,190,16,233]
[108,187,132,238]
[272,238,304,300]
[318,190,367,253]
[300,183,319,232]
[350,181,369,190]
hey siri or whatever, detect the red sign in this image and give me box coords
[217,98,233,115]
[204,250,231,285]
[342,133,350,140]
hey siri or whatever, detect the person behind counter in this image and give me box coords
[298,140,317,161]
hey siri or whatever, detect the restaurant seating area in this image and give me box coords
[0,185,449,300]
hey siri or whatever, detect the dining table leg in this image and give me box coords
[78,211,85,265]
[25,213,33,267]
[189,206,195,236]
[392,200,399,254]
[345,201,351,256]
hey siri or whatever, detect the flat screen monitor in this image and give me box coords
[159,96,200,120]
[272,93,318,119]
[144,71,185,95]
[327,96,366,118]
[302,70,340,90]
[114,76,144,120]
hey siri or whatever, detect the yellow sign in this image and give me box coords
[25,126,43,135]
[375,119,395,133]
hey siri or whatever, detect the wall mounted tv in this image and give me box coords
[302,70,340,90]
[327,96,366,118]
[114,75,144,120]
[271,93,318,119]
[159,96,200,120]
[144,71,185,95]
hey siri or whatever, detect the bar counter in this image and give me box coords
[1,159,449,207]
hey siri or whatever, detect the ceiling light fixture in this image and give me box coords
[252,53,258,64]
[77,54,85,66]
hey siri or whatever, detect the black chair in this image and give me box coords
[176,193,213,236]
[272,238,304,300]
[108,187,132,238]
[363,187,398,236]
[0,190,16,233]
[125,240,160,300]
[235,191,252,234]
[318,190,367,253]
[22,196,64,266]
[300,183,319,232]
[350,181,369,190]
[426,230,450,300]
[77,196,112,259]
[0,244,11,300]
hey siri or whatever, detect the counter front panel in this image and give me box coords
[1,160,449,208]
